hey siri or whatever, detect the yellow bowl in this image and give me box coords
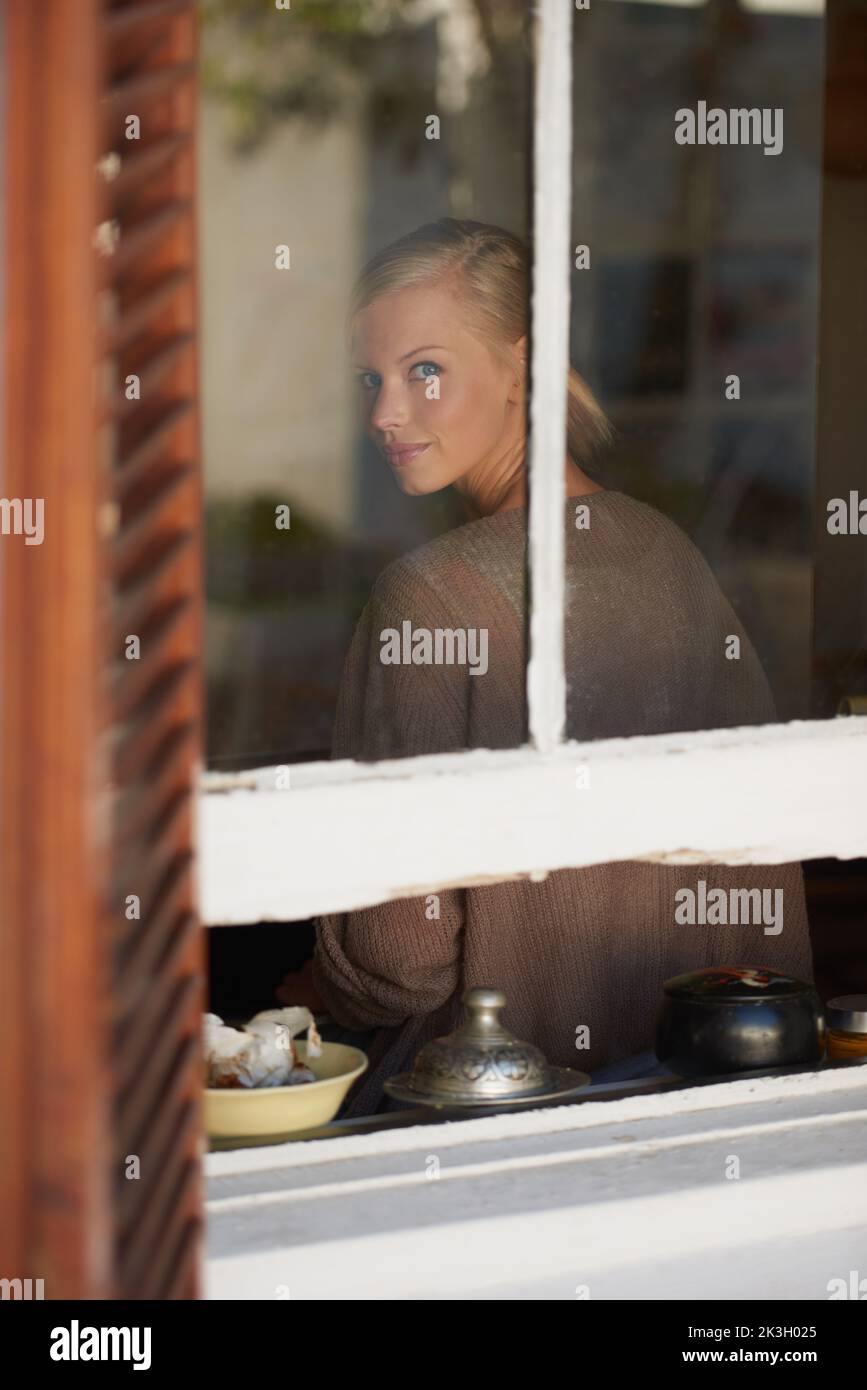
[204,1041,368,1139]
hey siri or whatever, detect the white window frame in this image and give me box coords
[198,0,867,928]
[204,1065,867,1299]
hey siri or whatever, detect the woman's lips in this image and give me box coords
[383,443,431,468]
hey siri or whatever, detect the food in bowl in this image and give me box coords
[204,1039,369,1140]
[203,1007,323,1089]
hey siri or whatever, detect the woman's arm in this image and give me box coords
[309,561,473,1029]
[312,888,466,1030]
[275,957,327,1013]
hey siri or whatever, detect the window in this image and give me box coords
[3,0,865,1302]
[200,0,866,926]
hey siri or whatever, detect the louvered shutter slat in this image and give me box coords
[102,0,204,1300]
[117,402,196,481]
[2,0,204,1300]
[106,0,195,41]
[107,268,191,352]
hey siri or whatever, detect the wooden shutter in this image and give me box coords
[1,0,204,1299]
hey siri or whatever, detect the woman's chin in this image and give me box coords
[395,470,443,497]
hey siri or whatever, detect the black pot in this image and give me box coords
[655,965,825,1077]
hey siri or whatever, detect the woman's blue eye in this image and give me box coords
[355,362,440,390]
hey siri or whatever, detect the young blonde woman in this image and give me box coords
[278,218,814,1116]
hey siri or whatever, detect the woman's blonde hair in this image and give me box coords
[348,217,612,470]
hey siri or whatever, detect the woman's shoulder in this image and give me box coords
[367,490,715,615]
[575,490,707,560]
[368,509,526,617]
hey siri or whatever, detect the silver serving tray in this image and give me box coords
[384,1064,592,1110]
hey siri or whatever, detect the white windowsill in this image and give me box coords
[204,1062,867,1300]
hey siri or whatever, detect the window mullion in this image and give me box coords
[527,0,574,752]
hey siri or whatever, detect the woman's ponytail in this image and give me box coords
[566,365,613,470]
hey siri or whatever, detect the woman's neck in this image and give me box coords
[458,453,603,520]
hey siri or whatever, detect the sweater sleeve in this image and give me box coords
[313,888,467,1030]
[311,564,470,1029]
[323,563,471,763]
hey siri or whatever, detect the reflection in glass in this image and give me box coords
[200,0,533,769]
[571,0,830,730]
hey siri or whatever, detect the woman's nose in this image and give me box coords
[369,382,409,435]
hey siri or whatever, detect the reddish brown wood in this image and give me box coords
[1,0,205,1300]
[1,0,113,1298]
[103,0,205,1301]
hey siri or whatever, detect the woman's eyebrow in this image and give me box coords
[352,345,448,370]
[398,344,447,362]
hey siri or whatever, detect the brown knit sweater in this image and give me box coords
[311,491,814,1116]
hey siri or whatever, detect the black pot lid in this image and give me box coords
[662,965,813,1000]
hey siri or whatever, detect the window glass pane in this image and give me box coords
[200,0,536,770]
[566,0,855,739]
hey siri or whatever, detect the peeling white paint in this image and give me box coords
[199,716,867,924]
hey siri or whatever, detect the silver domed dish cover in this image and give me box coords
[383,987,592,1108]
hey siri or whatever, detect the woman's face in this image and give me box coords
[351,280,525,497]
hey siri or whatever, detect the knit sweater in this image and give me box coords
[311,491,814,1116]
